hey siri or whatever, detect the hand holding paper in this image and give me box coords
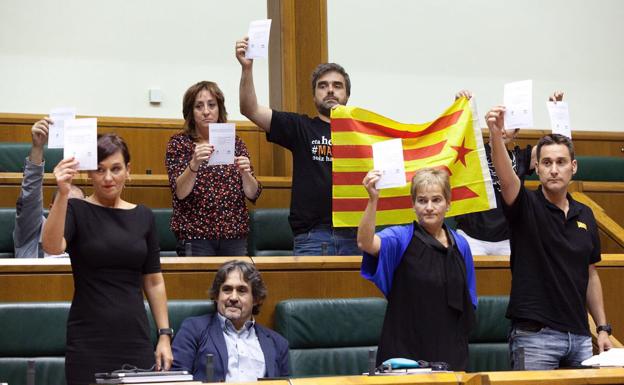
[234,156,252,174]
[362,170,382,200]
[191,143,215,171]
[53,157,80,196]
[31,118,52,148]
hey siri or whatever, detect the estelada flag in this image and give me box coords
[331,97,496,227]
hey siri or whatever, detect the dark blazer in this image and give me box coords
[172,312,289,381]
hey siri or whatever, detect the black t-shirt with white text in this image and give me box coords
[268,111,333,235]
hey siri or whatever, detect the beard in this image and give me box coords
[315,97,340,118]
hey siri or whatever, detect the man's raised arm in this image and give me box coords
[487,106,521,205]
[236,37,273,132]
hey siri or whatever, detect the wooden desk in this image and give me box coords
[289,372,465,385]
[476,367,624,385]
[202,368,624,385]
[84,368,624,385]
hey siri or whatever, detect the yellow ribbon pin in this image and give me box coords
[577,221,587,230]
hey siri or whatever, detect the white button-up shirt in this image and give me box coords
[217,313,266,382]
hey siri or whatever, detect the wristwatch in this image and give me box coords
[596,324,612,335]
[158,327,175,339]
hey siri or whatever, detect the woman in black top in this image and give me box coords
[43,133,173,385]
[358,168,477,370]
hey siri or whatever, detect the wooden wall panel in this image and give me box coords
[1,256,623,334]
[2,114,623,180]
[0,114,278,176]
[483,129,624,157]
[0,174,292,209]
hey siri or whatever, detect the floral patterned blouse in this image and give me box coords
[165,133,262,240]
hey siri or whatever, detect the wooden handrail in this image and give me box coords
[572,192,624,248]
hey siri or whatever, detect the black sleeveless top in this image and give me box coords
[376,223,475,370]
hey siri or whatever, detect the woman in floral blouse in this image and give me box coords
[165,81,261,256]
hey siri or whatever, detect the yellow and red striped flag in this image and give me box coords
[331,97,496,227]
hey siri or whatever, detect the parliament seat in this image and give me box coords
[0,143,63,173]
[468,295,511,372]
[274,297,385,377]
[274,296,511,376]
[152,208,178,257]
[248,208,293,256]
[0,300,214,385]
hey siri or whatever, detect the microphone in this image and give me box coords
[368,348,376,376]
[204,353,214,383]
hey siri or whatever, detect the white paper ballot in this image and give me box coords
[63,118,97,170]
[208,123,235,166]
[372,138,406,189]
[582,348,624,367]
[245,19,272,59]
[504,80,533,129]
[547,101,572,138]
[48,107,77,148]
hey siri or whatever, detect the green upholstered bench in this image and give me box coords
[0,143,63,173]
[274,297,386,377]
[248,208,293,256]
[0,300,214,385]
[468,295,511,372]
[0,208,16,257]
[152,208,178,257]
[527,155,624,182]
[274,296,511,376]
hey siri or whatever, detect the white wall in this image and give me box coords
[328,0,624,131]
[0,0,268,120]
[2,0,623,131]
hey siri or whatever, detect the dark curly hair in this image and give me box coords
[209,260,267,315]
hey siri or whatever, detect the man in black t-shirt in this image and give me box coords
[235,36,359,256]
[487,105,612,370]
